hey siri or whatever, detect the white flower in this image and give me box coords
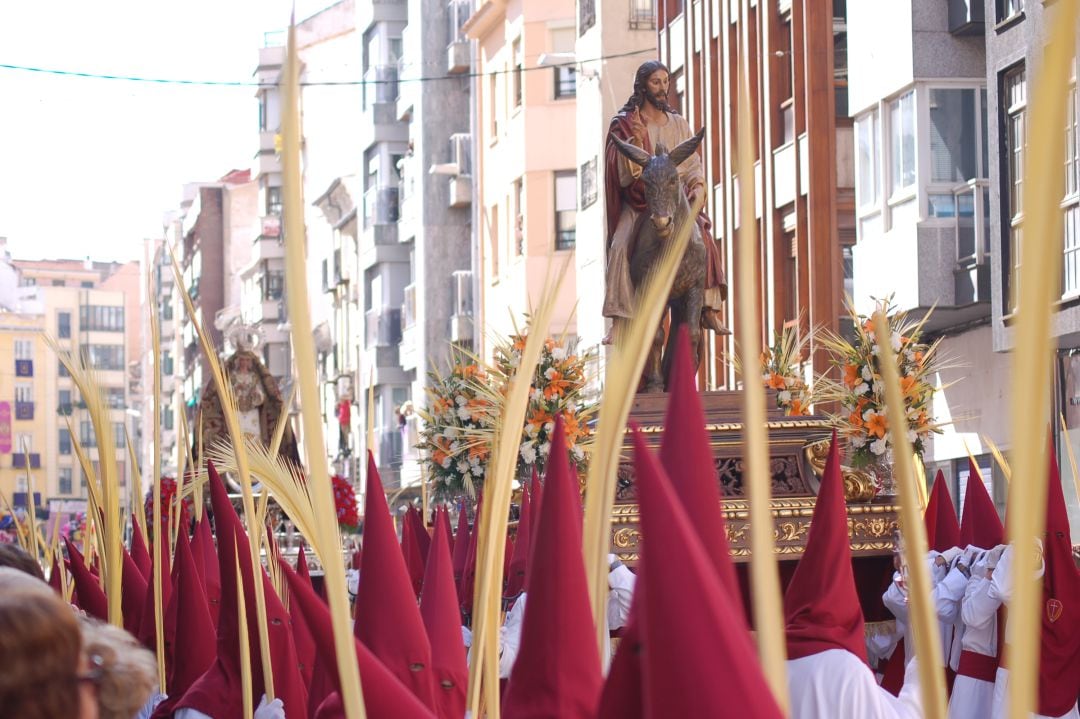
[440,456,452,469]
[551,346,567,361]
[455,394,467,406]
[907,429,917,443]
[870,438,888,455]
[544,421,555,433]
[520,444,537,464]
[854,382,869,396]
[530,388,542,400]
[443,426,459,439]
[778,390,792,404]
[456,407,470,421]
[544,367,557,380]
[572,445,584,461]
[539,441,551,457]
[474,464,484,476]
[851,434,868,448]
[861,366,873,381]
[525,423,539,437]
[872,380,883,396]
[904,349,914,362]
[469,454,480,466]
[872,344,881,356]
[762,372,772,382]
[891,333,902,352]
[862,408,875,422]
[457,460,469,473]
[450,441,462,453]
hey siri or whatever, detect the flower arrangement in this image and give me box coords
[417,331,596,502]
[416,352,493,500]
[331,475,360,534]
[488,334,596,481]
[144,476,194,533]
[814,295,949,470]
[760,324,813,416]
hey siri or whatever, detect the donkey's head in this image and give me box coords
[611,126,705,238]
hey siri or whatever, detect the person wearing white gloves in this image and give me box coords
[948,544,1005,719]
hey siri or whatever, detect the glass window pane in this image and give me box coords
[929,193,956,218]
[929,89,977,183]
[890,92,915,193]
[857,111,878,207]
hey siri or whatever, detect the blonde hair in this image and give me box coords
[0,567,82,718]
[79,617,158,719]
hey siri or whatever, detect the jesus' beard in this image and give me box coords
[646,91,670,112]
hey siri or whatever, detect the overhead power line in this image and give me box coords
[0,47,655,88]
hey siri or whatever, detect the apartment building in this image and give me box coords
[846,0,1009,510]
[12,258,135,512]
[654,0,852,389]
[465,0,580,361]
[0,312,49,515]
[983,0,1080,527]
[574,0,657,357]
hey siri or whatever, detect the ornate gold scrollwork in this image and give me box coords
[612,526,641,549]
[805,438,877,502]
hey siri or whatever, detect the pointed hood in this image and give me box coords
[631,428,783,718]
[173,461,250,717]
[130,517,152,581]
[439,506,454,555]
[120,547,148,635]
[154,524,215,716]
[296,543,313,586]
[355,451,437,711]
[401,504,426,599]
[420,509,468,719]
[595,612,645,719]
[658,325,743,618]
[191,512,222,628]
[280,560,436,718]
[504,482,531,599]
[528,467,543,556]
[289,546,317,688]
[784,432,867,662]
[1035,447,1080,716]
[65,537,108,621]
[451,502,471,593]
[48,556,63,596]
[460,494,481,615]
[925,470,961,552]
[959,459,1003,548]
[408,503,432,563]
[136,529,172,651]
[502,416,602,718]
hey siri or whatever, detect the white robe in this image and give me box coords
[787,649,923,719]
[933,565,968,671]
[948,575,1000,719]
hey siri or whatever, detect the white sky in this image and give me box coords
[0,0,332,263]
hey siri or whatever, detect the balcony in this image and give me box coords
[12,453,42,469]
[400,283,418,371]
[365,307,403,348]
[450,270,474,345]
[376,427,403,468]
[252,300,283,324]
[447,40,470,75]
[363,65,399,109]
[363,186,400,229]
[14,402,33,421]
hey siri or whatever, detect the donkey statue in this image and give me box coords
[610,127,707,392]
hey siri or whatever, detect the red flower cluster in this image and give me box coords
[144,475,194,531]
[332,475,360,533]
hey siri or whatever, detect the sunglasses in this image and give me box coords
[76,652,105,686]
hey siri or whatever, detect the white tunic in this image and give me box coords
[948,576,1000,719]
[787,649,923,719]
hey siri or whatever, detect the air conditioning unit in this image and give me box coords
[447,40,470,75]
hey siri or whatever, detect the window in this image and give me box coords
[489,73,498,137]
[856,110,880,210]
[58,389,72,415]
[106,387,125,409]
[52,279,64,287]
[1004,66,1026,309]
[114,423,126,448]
[555,66,577,99]
[929,89,978,183]
[163,406,175,431]
[59,428,72,455]
[58,311,71,339]
[513,179,524,256]
[997,0,1023,23]
[555,171,577,250]
[629,0,656,30]
[1065,69,1080,296]
[833,0,848,117]
[80,281,93,289]
[580,0,596,34]
[162,350,174,376]
[490,204,500,276]
[889,91,915,194]
[512,38,523,107]
[15,384,32,403]
[581,156,599,210]
[162,299,173,321]
[14,340,33,360]
[58,468,72,495]
[58,360,70,378]
[80,421,96,448]
[267,186,282,216]
[80,344,124,371]
[79,305,125,332]
[265,270,284,300]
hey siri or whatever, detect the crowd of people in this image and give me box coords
[0,331,1077,718]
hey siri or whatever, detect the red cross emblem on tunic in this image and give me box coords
[1047,598,1064,623]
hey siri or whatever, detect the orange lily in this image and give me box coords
[543,370,571,400]
[865,412,888,439]
[843,364,860,389]
[767,372,787,391]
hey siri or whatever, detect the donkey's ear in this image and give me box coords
[668,126,706,168]
[609,132,652,168]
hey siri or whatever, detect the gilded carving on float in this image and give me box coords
[804,437,877,502]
